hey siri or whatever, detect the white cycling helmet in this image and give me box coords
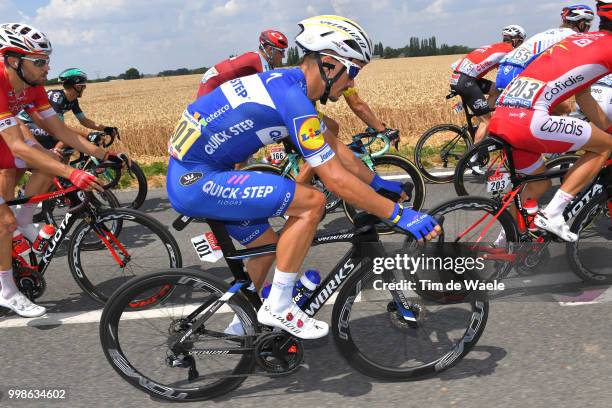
[0,23,52,55]
[295,15,373,63]
[562,4,595,22]
[502,24,526,40]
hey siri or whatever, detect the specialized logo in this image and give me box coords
[180,172,203,186]
[540,117,584,136]
[543,75,584,101]
[266,72,283,84]
[297,117,324,150]
[200,66,219,84]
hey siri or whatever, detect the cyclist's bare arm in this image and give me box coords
[78,116,106,132]
[575,88,611,131]
[344,91,385,132]
[552,99,574,116]
[41,115,106,159]
[319,112,339,136]
[314,155,393,218]
[1,126,72,179]
[295,127,374,185]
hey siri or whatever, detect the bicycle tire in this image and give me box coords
[68,208,182,304]
[331,257,489,380]
[85,160,149,209]
[100,268,257,401]
[343,154,426,234]
[414,124,472,183]
[567,193,612,283]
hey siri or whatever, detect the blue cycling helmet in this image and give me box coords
[561,4,595,22]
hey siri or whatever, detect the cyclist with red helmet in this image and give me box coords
[0,23,111,317]
[197,29,288,98]
[196,29,288,169]
[489,1,612,242]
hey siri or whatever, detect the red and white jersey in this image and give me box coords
[451,42,513,79]
[0,61,55,133]
[197,52,270,98]
[497,32,612,113]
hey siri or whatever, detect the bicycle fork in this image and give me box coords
[90,223,131,267]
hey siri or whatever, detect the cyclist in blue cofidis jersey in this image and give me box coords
[166,15,441,339]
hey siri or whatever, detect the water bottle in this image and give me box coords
[292,269,321,307]
[32,224,56,254]
[524,198,539,232]
[12,231,32,260]
[261,283,272,299]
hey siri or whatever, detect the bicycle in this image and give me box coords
[427,135,611,281]
[414,90,479,183]
[69,131,148,209]
[7,165,182,306]
[453,138,581,198]
[100,212,487,401]
[245,130,426,234]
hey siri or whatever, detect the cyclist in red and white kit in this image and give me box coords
[197,29,288,170]
[489,1,612,242]
[450,25,526,145]
[0,23,105,317]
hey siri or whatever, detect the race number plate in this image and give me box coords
[270,145,286,162]
[486,173,510,193]
[499,77,545,109]
[191,232,223,263]
[169,110,202,160]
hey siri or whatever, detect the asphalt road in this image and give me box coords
[1,182,611,408]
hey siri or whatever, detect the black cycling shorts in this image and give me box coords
[25,122,57,150]
[450,72,493,116]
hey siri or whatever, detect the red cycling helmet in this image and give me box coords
[598,1,612,21]
[259,30,288,49]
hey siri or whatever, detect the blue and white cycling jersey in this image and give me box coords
[496,28,575,90]
[166,68,335,245]
[168,68,333,169]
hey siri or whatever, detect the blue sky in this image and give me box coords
[1,1,605,78]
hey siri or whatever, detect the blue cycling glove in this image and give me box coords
[370,174,403,195]
[388,203,438,240]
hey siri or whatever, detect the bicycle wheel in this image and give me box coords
[343,154,426,234]
[42,189,121,250]
[414,124,472,183]
[86,160,149,209]
[243,163,290,178]
[68,208,182,304]
[100,268,258,401]
[332,256,488,380]
[567,193,612,283]
[453,139,510,197]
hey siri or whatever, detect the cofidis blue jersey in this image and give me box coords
[168,67,334,169]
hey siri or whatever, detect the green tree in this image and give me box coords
[124,67,141,80]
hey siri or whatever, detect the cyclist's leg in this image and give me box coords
[0,141,45,317]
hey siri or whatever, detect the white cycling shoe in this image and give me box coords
[534,212,577,242]
[257,300,329,340]
[0,292,46,318]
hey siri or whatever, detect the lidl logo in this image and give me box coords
[298,117,324,150]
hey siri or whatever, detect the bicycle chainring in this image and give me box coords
[14,267,46,300]
[254,332,304,375]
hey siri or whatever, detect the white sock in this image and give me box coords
[544,189,574,219]
[267,268,297,314]
[15,204,36,227]
[0,269,17,299]
[494,229,506,246]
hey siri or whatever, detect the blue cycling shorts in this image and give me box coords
[167,158,295,245]
[495,63,524,91]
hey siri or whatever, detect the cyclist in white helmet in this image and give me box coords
[450,24,526,146]
[166,15,440,339]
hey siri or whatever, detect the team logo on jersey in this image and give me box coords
[572,38,593,48]
[180,172,203,186]
[298,117,324,150]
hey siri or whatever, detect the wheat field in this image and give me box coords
[64,54,468,161]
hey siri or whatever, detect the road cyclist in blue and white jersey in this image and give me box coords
[166,15,441,340]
